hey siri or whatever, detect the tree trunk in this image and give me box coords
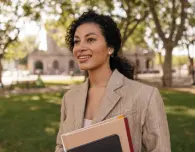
[162,47,173,87]
[191,58,195,85]
[188,57,194,75]
[187,48,194,75]
[0,56,4,88]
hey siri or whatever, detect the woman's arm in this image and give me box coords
[55,95,66,152]
[142,88,171,152]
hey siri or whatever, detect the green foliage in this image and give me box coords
[4,41,26,60]
[4,36,38,62]
[154,54,188,67]
[0,0,42,53]
[35,75,45,88]
[172,55,188,67]
[124,22,149,51]
[45,21,67,47]
[154,52,164,65]
[45,0,148,49]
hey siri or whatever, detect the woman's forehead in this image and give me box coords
[74,23,102,37]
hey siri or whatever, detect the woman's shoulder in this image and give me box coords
[123,77,157,95]
[123,77,155,89]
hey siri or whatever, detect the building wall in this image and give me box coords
[28,54,81,75]
[123,51,155,73]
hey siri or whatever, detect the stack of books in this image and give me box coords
[61,115,134,152]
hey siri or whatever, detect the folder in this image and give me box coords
[67,134,122,152]
[61,115,134,152]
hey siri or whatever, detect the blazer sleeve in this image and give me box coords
[142,88,171,152]
[55,95,66,152]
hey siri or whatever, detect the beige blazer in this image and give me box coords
[55,69,171,152]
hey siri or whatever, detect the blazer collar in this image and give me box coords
[74,69,124,129]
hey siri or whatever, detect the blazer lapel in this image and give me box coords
[73,78,89,130]
[92,69,124,124]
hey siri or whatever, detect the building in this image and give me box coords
[123,48,155,73]
[28,31,81,75]
[28,31,155,75]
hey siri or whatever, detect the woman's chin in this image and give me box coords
[79,65,95,71]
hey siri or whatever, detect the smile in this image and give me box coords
[78,55,92,62]
[78,55,91,59]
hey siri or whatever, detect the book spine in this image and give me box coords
[124,118,134,152]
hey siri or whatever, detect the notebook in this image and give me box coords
[67,134,122,152]
[61,115,134,152]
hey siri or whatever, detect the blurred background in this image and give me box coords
[0,0,195,152]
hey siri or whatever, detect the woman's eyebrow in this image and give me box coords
[85,33,97,37]
[74,33,97,39]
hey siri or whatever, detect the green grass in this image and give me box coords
[0,89,195,152]
[161,89,195,152]
[0,92,64,152]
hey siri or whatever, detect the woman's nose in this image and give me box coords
[76,41,88,51]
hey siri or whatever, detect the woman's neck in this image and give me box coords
[88,67,113,88]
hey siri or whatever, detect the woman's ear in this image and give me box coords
[108,48,114,55]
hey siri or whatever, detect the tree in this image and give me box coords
[0,0,42,87]
[147,0,189,87]
[181,29,195,75]
[180,1,195,76]
[46,0,148,49]
[5,36,38,65]
[108,0,149,48]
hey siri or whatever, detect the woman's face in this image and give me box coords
[73,23,112,71]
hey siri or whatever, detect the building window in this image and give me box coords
[34,60,43,74]
[136,59,140,73]
[53,60,59,70]
[69,60,74,70]
[146,59,151,69]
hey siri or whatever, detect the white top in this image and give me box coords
[83,119,92,127]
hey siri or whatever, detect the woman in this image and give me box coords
[55,10,171,152]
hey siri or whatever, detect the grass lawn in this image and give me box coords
[161,89,195,152]
[0,92,64,152]
[0,89,195,152]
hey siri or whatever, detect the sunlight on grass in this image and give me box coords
[21,96,30,102]
[50,122,59,128]
[31,96,41,101]
[0,146,6,152]
[4,94,11,98]
[29,106,40,111]
[44,127,56,136]
[166,106,195,117]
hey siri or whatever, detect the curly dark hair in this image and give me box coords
[65,10,134,79]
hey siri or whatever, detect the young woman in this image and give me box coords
[55,10,171,152]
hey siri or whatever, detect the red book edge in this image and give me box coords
[124,117,134,152]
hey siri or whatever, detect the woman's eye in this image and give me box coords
[74,40,80,44]
[87,38,96,42]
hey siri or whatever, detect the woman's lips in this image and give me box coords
[78,55,92,63]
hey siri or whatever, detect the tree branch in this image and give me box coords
[122,10,149,45]
[169,0,176,40]
[147,0,166,42]
[174,0,188,45]
[2,28,20,54]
